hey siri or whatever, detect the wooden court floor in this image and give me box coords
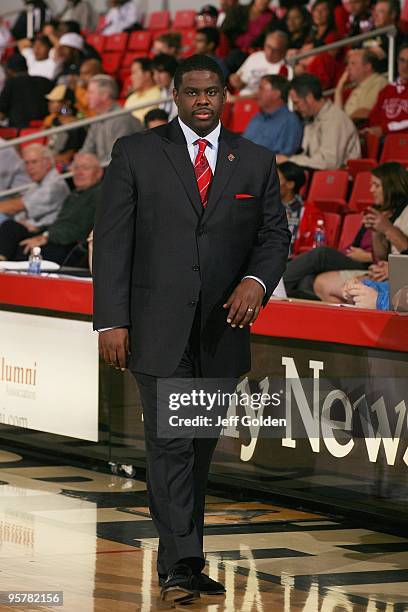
[0,449,407,611]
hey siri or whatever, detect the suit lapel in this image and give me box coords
[204,129,240,221]
[161,119,202,218]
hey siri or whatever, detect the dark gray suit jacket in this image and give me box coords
[93,118,290,377]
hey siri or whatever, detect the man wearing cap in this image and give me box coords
[56,32,86,82]
[0,54,53,127]
[43,85,86,163]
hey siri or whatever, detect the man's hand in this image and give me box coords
[99,328,130,371]
[223,278,264,329]
[19,234,47,255]
[276,154,288,164]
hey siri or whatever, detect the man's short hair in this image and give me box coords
[23,143,55,163]
[277,161,306,194]
[89,74,118,100]
[362,50,383,73]
[197,27,221,50]
[152,54,179,77]
[261,74,289,103]
[144,108,169,127]
[132,56,153,73]
[376,0,400,21]
[265,30,289,49]
[174,54,226,90]
[290,73,323,100]
[157,32,182,53]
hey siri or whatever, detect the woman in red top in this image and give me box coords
[293,0,344,90]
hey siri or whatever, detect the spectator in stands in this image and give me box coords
[75,59,104,117]
[229,31,291,96]
[244,75,302,155]
[0,55,53,128]
[44,20,101,61]
[55,32,87,83]
[277,73,361,169]
[102,0,143,35]
[309,0,338,47]
[363,0,403,71]
[0,153,102,265]
[334,50,387,121]
[0,144,69,234]
[18,35,62,81]
[11,0,51,41]
[144,108,169,129]
[125,58,161,124]
[221,0,277,51]
[196,4,220,29]
[0,141,30,215]
[343,277,390,309]
[58,0,98,32]
[43,84,86,165]
[277,161,306,256]
[0,18,11,60]
[152,54,179,121]
[292,0,342,90]
[152,32,182,59]
[285,5,312,50]
[313,162,408,302]
[194,27,228,76]
[80,74,142,163]
[367,45,408,136]
[347,0,373,37]
[217,0,239,28]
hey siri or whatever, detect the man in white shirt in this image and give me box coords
[102,0,142,35]
[229,31,292,96]
[19,36,62,81]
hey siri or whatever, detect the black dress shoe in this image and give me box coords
[160,563,200,604]
[195,573,225,595]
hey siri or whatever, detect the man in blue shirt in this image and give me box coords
[243,74,303,156]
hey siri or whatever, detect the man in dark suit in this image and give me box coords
[93,54,290,604]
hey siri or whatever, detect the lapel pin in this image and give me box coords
[228,153,235,162]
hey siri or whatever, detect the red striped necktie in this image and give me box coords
[194,138,213,208]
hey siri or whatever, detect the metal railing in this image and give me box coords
[0,95,173,152]
[286,25,398,83]
[0,95,173,199]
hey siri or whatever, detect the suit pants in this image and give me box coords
[132,302,238,576]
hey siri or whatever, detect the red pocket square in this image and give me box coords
[235,193,255,199]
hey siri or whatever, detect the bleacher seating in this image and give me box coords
[19,128,47,147]
[104,33,129,53]
[338,213,364,252]
[147,11,171,30]
[380,133,408,165]
[306,170,349,213]
[0,127,18,140]
[128,31,152,52]
[348,172,375,212]
[173,10,196,29]
[229,99,260,133]
[86,33,106,54]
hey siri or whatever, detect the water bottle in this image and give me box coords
[28,246,42,275]
[313,219,326,248]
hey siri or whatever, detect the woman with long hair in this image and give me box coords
[221,0,277,51]
[285,5,312,50]
[313,162,408,302]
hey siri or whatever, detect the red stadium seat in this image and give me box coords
[147,11,171,30]
[104,33,129,52]
[348,172,375,212]
[307,170,349,213]
[122,51,147,68]
[173,10,196,29]
[96,14,106,32]
[19,128,47,147]
[293,204,341,254]
[338,212,364,252]
[128,30,152,52]
[220,102,233,129]
[86,33,106,54]
[179,28,196,56]
[229,99,259,133]
[120,74,132,98]
[347,158,377,179]
[102,52,123,75]
[0,127,18,140]
[380,133,408,164]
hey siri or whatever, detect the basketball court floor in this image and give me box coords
[0,449,407,611]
